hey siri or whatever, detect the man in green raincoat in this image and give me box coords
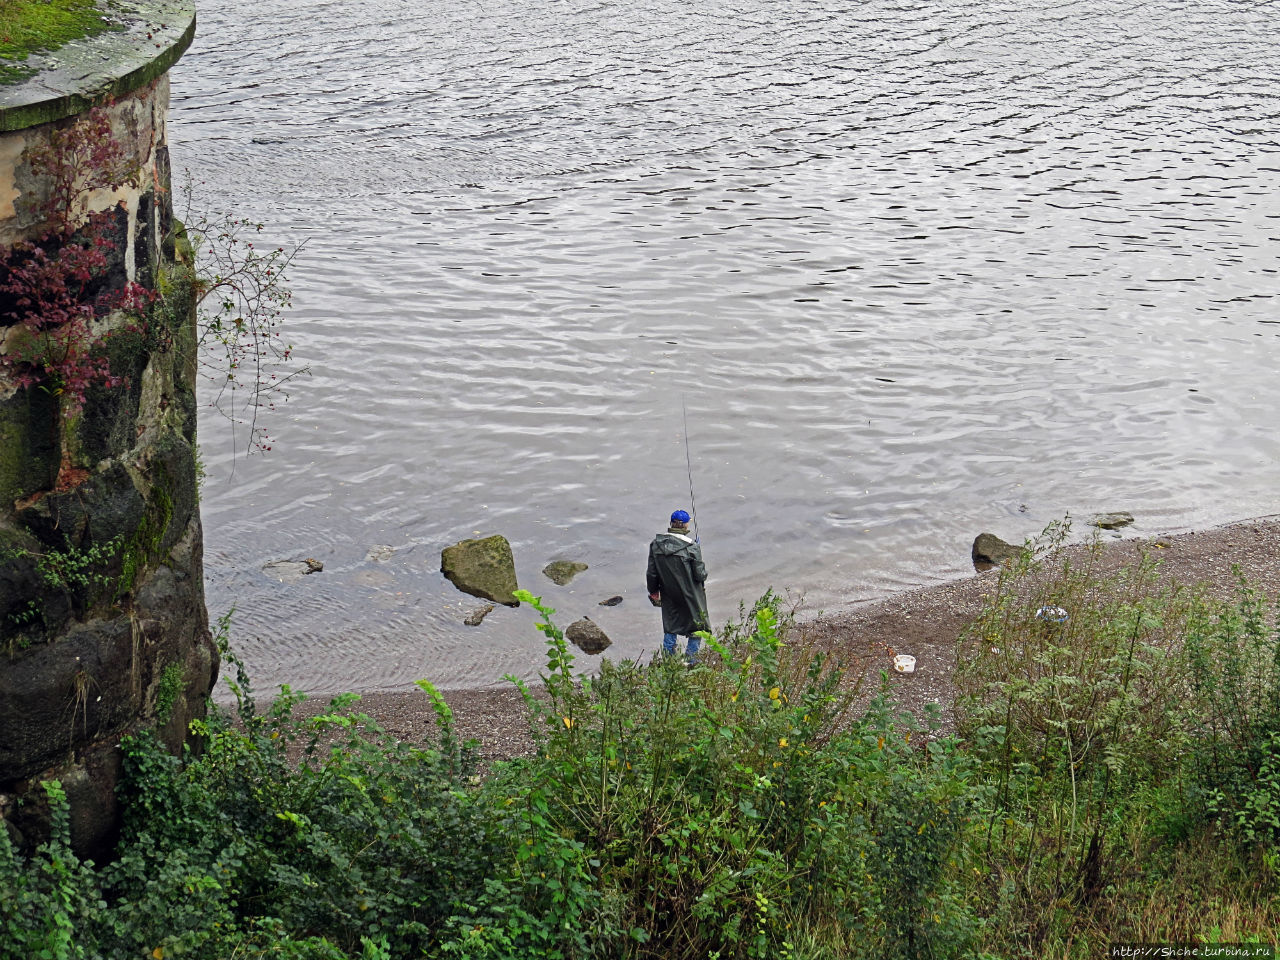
[646,509,708,662]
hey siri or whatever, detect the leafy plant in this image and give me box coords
[179,176,307,455]
[488,589,977,960]
[1179,579,1280,848]
[1,534,122,636]
[0,781,101,960]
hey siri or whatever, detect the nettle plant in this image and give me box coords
[0,107,153,419]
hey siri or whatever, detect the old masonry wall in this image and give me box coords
[0,1,213,858]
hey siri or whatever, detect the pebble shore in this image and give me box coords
[287,515,1280,764]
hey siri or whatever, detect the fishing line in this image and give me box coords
[682,394,700,542]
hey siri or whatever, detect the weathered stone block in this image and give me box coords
[0,9,212,859]
[78,328,149,464]
[441,535,520,607]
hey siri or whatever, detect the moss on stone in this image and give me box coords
[152,660,183,724]
[0,387,60,505]
[0,0,115,85]
[115,470,171,599]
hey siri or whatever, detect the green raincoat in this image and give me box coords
[646,528,709,636]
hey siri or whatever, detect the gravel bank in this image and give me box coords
[286,515,1280,764]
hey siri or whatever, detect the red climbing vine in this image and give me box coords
[0,106,154,416]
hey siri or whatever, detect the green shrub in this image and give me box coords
[8,557,1275,959]
[0,782,102,960]
[955,523,1207,905]
[481,589,982,960]
[102,675,495,958]
[1179,581,1280,848]
[955,522,1280,954]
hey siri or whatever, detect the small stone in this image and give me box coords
[1153,536,1173,549]
[304,558,323,573]
[464,604,496,627]
[1092,512,1135,530]
[566,617,612,655]
[543,560,588,586]
[598,595,623,607]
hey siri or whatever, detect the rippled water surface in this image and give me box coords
[172,0,1280,692]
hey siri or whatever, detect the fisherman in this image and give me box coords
[646,509,709,663]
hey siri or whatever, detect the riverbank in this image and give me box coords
[286,515,1280,763]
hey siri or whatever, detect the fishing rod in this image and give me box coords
[682,394,700,542]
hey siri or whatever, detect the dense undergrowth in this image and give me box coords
[2,526,1279,959]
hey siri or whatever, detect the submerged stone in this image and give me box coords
[566,617,611,655]
[543,560,588,586]
[464,604,496,627]
[1091,512,1134,530]
[441,535,519,607]
[262,560,311,583]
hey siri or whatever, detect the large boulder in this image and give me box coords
[441,535,519,607]
[566,617,612,655]
[972,533,1026,569]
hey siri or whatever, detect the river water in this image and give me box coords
[170,0,1280,693]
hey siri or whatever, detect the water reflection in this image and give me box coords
[173,0,1280,692]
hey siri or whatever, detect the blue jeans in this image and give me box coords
[663,632,700,662]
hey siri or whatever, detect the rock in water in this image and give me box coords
[441,535,520,606]
[971,533,1026,570]
[464,604,496,627]
[543,560,588,586]
[566,617,612,655]
[1091,512,1134,530]
[263,560,312,583]
[599,595,624,607]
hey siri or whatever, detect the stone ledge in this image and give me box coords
[0,0,195,133]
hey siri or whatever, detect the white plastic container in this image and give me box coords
[893,655,916,674]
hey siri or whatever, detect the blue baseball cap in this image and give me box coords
[671,510,691,524]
